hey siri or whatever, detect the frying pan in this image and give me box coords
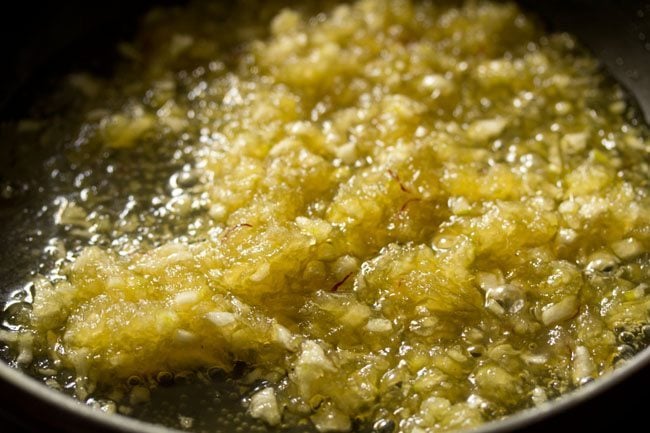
[1,1,649,432]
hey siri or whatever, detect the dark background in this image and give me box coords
[0,1,649,432]
[1,0,648,123]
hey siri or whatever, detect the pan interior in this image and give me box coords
[1,1,649,433]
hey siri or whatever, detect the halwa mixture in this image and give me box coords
[2,0,650,432]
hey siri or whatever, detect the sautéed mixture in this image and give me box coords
[2,1,650,432]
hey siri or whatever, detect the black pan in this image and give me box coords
[1,1,649,432]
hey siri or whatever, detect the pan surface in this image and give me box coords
[1,1,649,432]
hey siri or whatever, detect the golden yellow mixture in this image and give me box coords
[3,0,650,432]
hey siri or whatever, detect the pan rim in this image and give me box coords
[1,345,649,433]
